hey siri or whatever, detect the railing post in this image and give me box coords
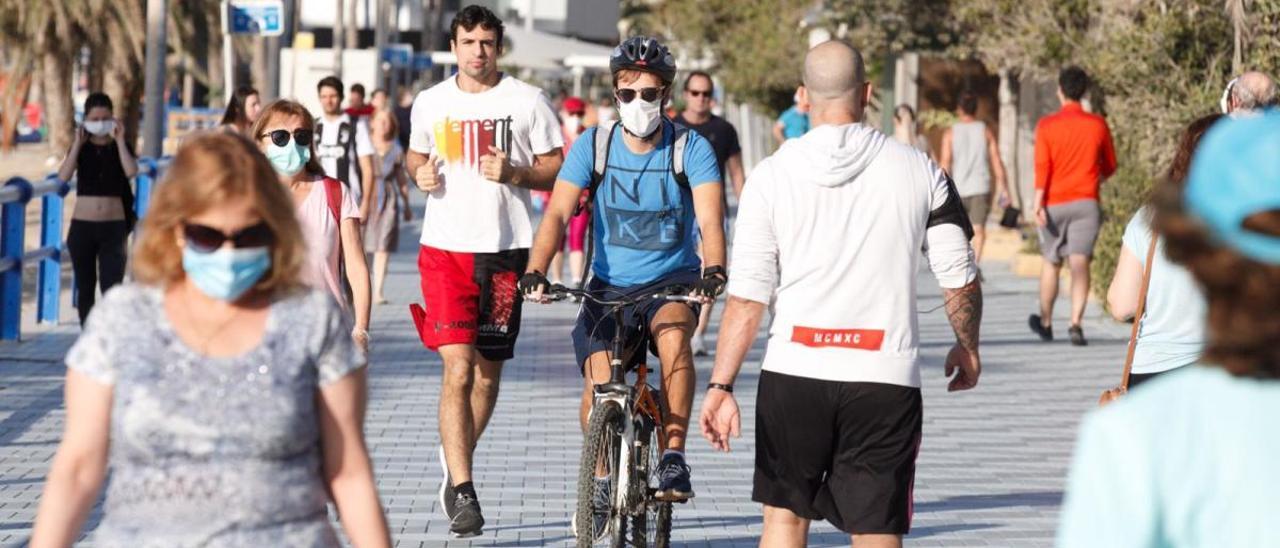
[37,177,67,325]
[1,178,32,341]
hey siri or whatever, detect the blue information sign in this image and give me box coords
[228,0,284,36]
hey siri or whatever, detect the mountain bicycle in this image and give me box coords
[541,283,700,547]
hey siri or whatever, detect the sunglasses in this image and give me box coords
[183,222,274,253]
[686,89,713,98]
[260,128,314,148]
[616,87,664,104]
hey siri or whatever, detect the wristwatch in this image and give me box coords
[706,382,734,393]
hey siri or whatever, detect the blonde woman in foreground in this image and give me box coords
[30,132,390,547]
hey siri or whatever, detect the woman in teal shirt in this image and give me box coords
[1058,112,1280,547]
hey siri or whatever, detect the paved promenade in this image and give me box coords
[0,209,1127,547]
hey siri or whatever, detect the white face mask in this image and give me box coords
[597,105,616,122]
[84,119,115,137]
[618,98,662,138]
[565,115,582,134]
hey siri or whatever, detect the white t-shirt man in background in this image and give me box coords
[316,75,375,220]
[402,4,564,539]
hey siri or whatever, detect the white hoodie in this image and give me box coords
[729,123,976,387]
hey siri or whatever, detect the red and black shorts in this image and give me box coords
[411,244,527,361]
[753,370,922,535]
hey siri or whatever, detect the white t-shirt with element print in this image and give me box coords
[409,75,563,252]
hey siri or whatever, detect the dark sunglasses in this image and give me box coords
[183,222,274,253]
[616,87,664,104]
[260,128,314,148]
[686,89,713,98]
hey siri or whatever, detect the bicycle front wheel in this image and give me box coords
[575,401,624,547]
[629,416,672,547]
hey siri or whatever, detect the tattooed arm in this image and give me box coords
[942,280,982,391]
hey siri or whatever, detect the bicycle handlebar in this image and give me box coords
[535,284,704,306]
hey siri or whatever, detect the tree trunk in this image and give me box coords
[41,47,76,159]
[0,73,32,153]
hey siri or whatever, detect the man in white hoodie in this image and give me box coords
[699,41,983,548]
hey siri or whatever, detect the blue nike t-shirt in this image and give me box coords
[559,121,721,287]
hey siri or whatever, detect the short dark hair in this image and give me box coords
[317,76,344,98]
[684,71,714,93]
[450,5,504,47]
[958,93,978,115]
[1058,66,1089,101]
[84,92,113,114]
[350,83,366,97]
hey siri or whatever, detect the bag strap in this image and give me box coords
[323,177,343,226]
[670,120,690,189]
[1121,232,1160,389]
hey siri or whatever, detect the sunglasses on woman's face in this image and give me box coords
[615,87,664,104]
[183,222,274,253]
[260,128,314,148]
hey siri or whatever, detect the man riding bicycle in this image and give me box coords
[519,35,727,540]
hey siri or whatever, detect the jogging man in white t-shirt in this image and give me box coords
[403,4,564,538]
[316,76,375,221]
[700,40,983,548]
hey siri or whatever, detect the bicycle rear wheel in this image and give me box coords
[575,401,624,547]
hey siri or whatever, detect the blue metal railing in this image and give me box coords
[0,157,168,341]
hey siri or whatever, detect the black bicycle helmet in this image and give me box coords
[610,36,677,84]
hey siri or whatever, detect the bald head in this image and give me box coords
[1232,71,1276,111]
[803,40,866,101]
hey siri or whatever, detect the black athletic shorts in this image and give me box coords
[753,370,922,535]
[570,269,701,374]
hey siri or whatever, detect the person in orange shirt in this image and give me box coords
[1028,66,1117,347]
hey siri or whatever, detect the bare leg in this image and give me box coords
[568,250,585,284]
[1038,260,1062,327]
[549,249,564,284]
[851,534,903,548]
[693,299,714,340]
[372,251,390,302]
[971,225,987,263]
[1067,254,1091,326]
[469,357,504,446]
[761,505,810,548]
[438,344,477,484]
[650,303,696,452]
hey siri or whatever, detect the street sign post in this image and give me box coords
[221,0,286,104]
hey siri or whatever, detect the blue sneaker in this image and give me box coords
[655,453,694,501]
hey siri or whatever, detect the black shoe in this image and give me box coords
[655,454,694,501]
[438,446,456,520]
[1069,325,1088,346]
[1028,314,1054,341]
[449,492,484,538]
[572,478,611,541]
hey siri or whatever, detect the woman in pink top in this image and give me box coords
[252,100,372,353]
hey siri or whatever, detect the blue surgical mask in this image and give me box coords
[265,141,310,177]
[182,246,272,301]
